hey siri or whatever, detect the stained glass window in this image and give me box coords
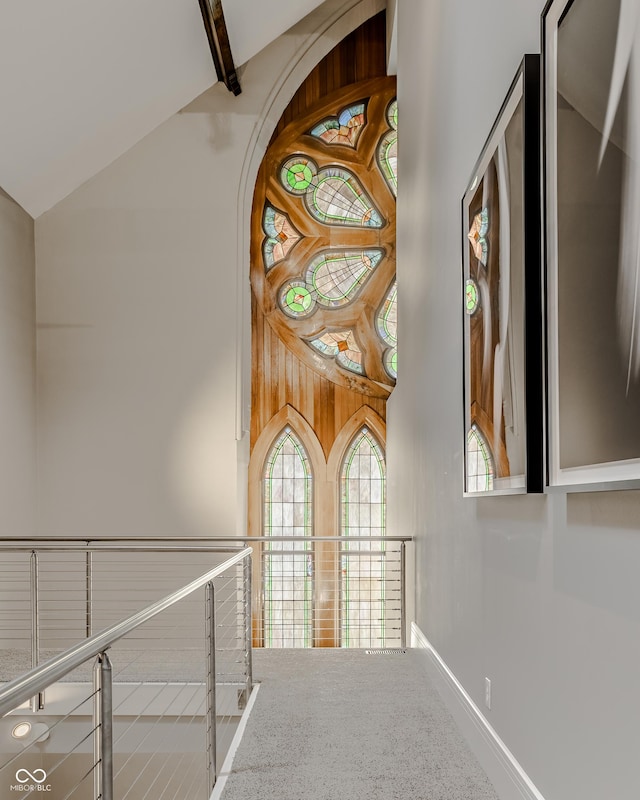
[384,348,397,380]
[263,427,313,647]
[280,156,318,194]
[467,425,494,492]
[308,250,382,308]
[376,282,397,346]
[376,99,398,197]
[465,278,479,315]
[280,281,316,318]
[310,102,367,147]
[468,208,489,266]
[340,427,389,647]
[376,282,398,380]
[309,330,364,375]
[387,99,398,131]
[262,205,301,269]
[279,250,382,318]
[305,168,383,228]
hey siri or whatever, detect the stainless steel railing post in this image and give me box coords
[400,540,406,649]
[206,581,217,792]
[30,551,44,712]
[93,651,113,800]
[86,547,93,638]
[243,556,253,699]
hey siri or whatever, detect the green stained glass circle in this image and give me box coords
[384,347,397,380]
[465,278,479,315]
[280,156,318,195]
[280,282,316,317]
[286,286,312,312]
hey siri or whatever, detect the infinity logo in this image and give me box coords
[15,769,47,784]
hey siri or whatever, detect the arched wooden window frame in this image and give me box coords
[328,408,387,646]
[466,418,496,493]
[262,425,314,647]
[246,13,395,648]
[249,405,326,645]
[469,404,507,479]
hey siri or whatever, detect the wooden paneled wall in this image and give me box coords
[251,296,386,458]
[269,12,387,145]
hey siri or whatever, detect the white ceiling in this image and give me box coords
[0,0,326,218]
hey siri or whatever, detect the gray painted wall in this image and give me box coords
[33,0,383,540]
[0,190,36,536]
[391,1,640,798]
[34,93,245,538]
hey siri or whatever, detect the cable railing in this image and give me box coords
[0,536,410,661]
[254,536,408,649]
[0,547,252,800]
[0,536,410,797]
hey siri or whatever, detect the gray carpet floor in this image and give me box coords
[219,648,500,800]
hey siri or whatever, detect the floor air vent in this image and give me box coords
[365,648,406,655]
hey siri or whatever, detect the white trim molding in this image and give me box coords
[210,682,261,800]
[411,622,545,800]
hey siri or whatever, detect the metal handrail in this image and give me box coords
[0,546,252,718]
[0,535,412,546]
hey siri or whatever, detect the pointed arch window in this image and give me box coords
[467,425,494,492]
[263,427,313,647]
[340,427,388,647]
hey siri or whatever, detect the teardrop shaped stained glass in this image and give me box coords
[377,99,398,197]
[307,250,383,308]
[305,167,383,228]
[376,281,397,346]
[378,132,398,197]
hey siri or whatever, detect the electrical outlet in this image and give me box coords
[484,677,491,710]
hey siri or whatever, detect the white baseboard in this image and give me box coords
[411,622,545,800]
[209,682,261,800]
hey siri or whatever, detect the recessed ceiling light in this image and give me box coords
[11,722,32,739]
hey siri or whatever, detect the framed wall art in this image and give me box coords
[462,55,543,496]
[543,0,640,489]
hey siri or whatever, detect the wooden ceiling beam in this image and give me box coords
[197,0,241,96]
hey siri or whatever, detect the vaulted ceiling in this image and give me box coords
[0,0,332,218]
